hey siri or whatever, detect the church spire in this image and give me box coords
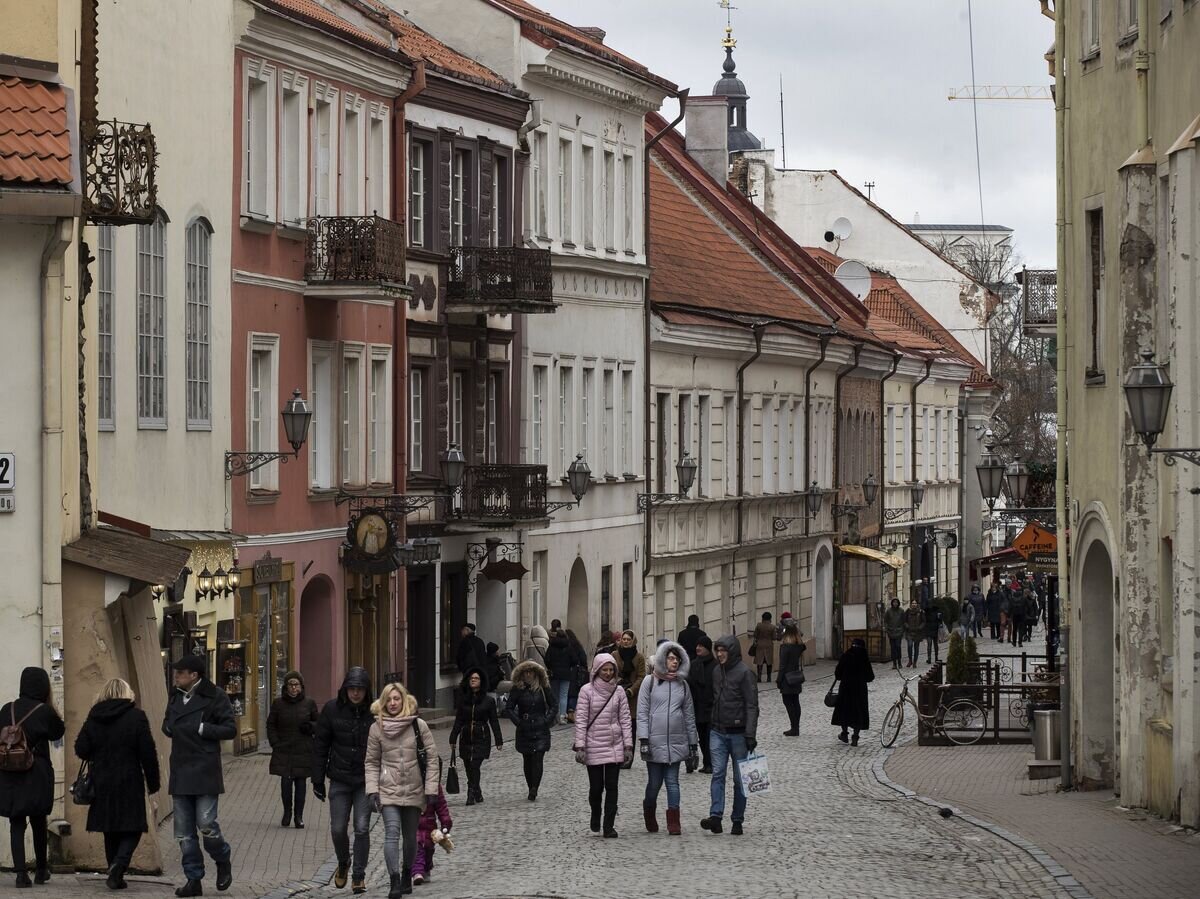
[713,0,762,152]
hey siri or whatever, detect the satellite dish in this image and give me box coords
[832,217,853,240]
[833,260,872,302]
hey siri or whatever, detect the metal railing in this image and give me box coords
[82,118,157,224]
[305,216,405,284]
[447,246,555,311]
[1020,268,1057,328]
[460,464,550,521]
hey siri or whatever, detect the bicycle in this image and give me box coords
[880,674,987,747]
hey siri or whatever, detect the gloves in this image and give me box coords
[425,795,438,807]
[623,747,633,765]
[745,737,757,755]
[368,792,382,814]
[311,781,326,802]
[639,738,650,760]
[574,749,587,765]
[688,744,698,763]
[298,721,314,735]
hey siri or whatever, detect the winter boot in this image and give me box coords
[333,863,349,889]
[14,873,32,889]
[215,859,232,892]
[666,808,682,835]
[699,816,723,834]
[589,798,601,833]
[642,800,659,833]
[730,821,744,836]
[33,869,49,885]
[106,863,129,890]
[399,867,413,895]
[603,807,618,838]
[174,881,203,898]
[281,808,291,827]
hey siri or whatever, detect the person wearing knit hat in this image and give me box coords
[677,615,707,661]
[686,637,716,773]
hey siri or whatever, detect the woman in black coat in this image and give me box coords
[776,625,805,737]
[831,638,875,746]
[504,660,555,801]
[266,669,318,829]
[73,678,161,890]
[564,629,588,724]
[448,668,503,806]
[0,667,65,887]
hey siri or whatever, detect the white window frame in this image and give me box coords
[409,367,424,473]
[779,399,791,494]
[248,333,280,491]
[341,344,365,486]
[185,219,212,429]
[451,371,465,449]
[698,394,711,497]
[366,102,389,217]
[1083,0,1101,56]
[622,151,636,252]
[902,405,912,482]
[309,341,335,490]
[558,133,573,244]
[243,59,277,221]
[603,146,616,250]
[279,70,309,225]
[97,224,115,430]
[313,83,339,216]
[621,369,634,475]
[724,395,736,497]
[451,148,468,246]
[341,94,366,216]
[409,136,426,246]
[532,363,547,464]
[581,139,595,249]
[602,369,615,476]
[369,346,391,484]
[886,405,897,482]
[487,371,500,464]
[532,130,547,237]
[559,365,573,475]
[136,211,168,429]
[934,409,943,480]
[581,367,594,465]
[791,400,804,489]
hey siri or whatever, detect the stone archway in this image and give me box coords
[1078,537,1116,787]
[299,576,335,704]
[813,545,833,658]
[567,557,589,647]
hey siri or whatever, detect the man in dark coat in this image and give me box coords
[543,629,573,724]
[267,670,318,829]
[985,584,1003,640]
[312,667,373,892]
[677,615,707,661]
[74,683,160,888]
[832,638,875,745]
[687,636,716,773]
[700,635,758,836]
[455,623,487,675]
[967,585,986,638]
[162,655,236,897]
[0,667,65,887]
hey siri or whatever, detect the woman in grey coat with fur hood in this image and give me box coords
[636,641,698,836]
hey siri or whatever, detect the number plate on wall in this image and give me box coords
[0,453,13,491]
[0,495,13,513]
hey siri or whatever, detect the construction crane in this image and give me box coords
[948,85,1052,101]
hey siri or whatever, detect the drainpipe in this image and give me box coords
[735,323,768,545]
[878,353,902,522]
[1134,0,1150,150]
[832,344,863,500]
[910,359,933,589]
[802,336,831,538]
[642,90,689,573]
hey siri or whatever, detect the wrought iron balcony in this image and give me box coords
[1018,268,1056,338]
[459,464,550,523]
[305,216,406,297]
[82,118,157,225]
[446,246,557,314]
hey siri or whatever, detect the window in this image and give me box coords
[622,562,632,630]
[902,406,912,481]
[934,409,943,480]
[136,211,167,427]
[342,351,363,485]
[314,88,337,216]
[1084,0,1101,54]
[342,100,363,215]
[279,73,308,224]
[367,109,387,216]
[581,368,593,463]
[741,398,752,493]
[532,551,547,627]
[532,364,547,463]
[779,400,791,494]
[1121,0,1139,35]
[621,370,633,474]
[1160,0,1172,24]
[369,350,390,483]
[248,335,279,490]
[559,366,573,475]
[309,343,334,489]
[603,149,616,249]
[886,405,897,481]
[244,61,275,218]
[409,368,425,473]
[185,220,212,428]
[763,399,776,493]
[602,370,614,476]
[724,396,736,497]
[451,371,465,450]
[921,407,931,481]
[623,153,635,251]
[601,566,612,639]
[452,148,467,245]
[97,225,114,429]
[677,393,691,482]
[1086,208,1105,379]
[532,130,547,236]
[559,136,573,243]
[698,395,710,497]
[656,392,671,492]
[582,143,595,248]
[487,371,501,464]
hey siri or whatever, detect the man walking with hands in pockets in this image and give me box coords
[699,635,758,836]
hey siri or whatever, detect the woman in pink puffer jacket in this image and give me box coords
[572,652,632,838]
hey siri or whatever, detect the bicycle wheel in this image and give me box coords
[941,699,987,745]
[880,701,905,748]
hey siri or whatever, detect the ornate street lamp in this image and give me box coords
[805,481,825,517]
[976,444,1006,511]
[439,444,467,491]
[1123,349,1173,448]
[862,473,879,507]
[226,388,313,478]
[227,565,241,593]
[911,481,926,508]
[676,452,699,497]
[211,566,228,598]
[566,454,592,502]
[196,566,213,601]
[1005,457,1031,506]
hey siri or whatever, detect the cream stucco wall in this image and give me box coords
[0,0,58,63]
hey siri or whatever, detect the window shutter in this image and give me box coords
[513,149,529,246]
[435,333,451,454]
[473,342,488,464]
[478,138,494,246]
[437,129,454,253]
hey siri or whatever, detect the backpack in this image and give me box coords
[0,703,43,772]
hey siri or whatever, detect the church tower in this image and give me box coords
[712,24,763,153]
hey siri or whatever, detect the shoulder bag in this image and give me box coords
[412,719,428,781]
[445,747,459,794]
[784,667,806,689]
[70,760,95,805]
[823,679,839,708]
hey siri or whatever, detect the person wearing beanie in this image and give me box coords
[455,624,487,675]
[686,636,716,773]
[267,670,318,828]
[677,614,707,661]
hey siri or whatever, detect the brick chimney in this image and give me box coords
[684,96,730,186]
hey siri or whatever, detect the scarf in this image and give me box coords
[379,715,413,739]
[657,670,679,682]
[617,645,637,672]
[591,673,618,698]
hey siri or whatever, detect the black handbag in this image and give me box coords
[445,748,459,795]
[784,668,806,688]
[70,760,95,805]
[823,679,839,708]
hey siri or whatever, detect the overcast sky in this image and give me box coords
[530,0,1056,267]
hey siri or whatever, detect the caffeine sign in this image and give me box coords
[1012,522,1057,561]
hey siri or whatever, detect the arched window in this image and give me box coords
[136,209,169,427]
[185,219,213,428]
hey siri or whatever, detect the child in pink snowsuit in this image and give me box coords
[412,784,452,884]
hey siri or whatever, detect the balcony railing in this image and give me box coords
[82,118,157,224]
[1018,268,1056,337]
[446,246,557,314]
[460,464,549,522]
[305,216,405,287]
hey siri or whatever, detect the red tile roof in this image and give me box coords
[484,0,676,92]
[384,12,517,92]
[260,0,392,49]
[0,76,72,188]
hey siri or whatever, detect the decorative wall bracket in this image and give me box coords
[772,516,804,534]
[334,491,442,518]
[984,507,1057,526]
[1151,447,1200,468]
[883,506,915,522]
[466,541,526,595]
[225,450,298,480]
[637,492,689,512]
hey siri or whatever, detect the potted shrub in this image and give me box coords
[945,632,967,683]
[964,635,982,685]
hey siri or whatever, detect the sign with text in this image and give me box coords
[0,453,13,491]
[1012,522,1057,560]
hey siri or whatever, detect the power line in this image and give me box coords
[965,0,988,241]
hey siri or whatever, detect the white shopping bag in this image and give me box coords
[738,752,771,796]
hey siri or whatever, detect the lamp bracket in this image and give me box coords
[545,499,583,514]
[883,506,915,522]
[224,450,298,479]
[465,540,523,595]
[984,507,1057,526]
[335,491,444,519]
[1150,447,1200,467]
[830,502,864,520]
[637,492,689,512]
[772,516,809,534]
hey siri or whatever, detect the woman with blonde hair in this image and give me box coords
[74,677,160,890]
[364,682,439,898]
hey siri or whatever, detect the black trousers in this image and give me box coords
[781,693,801,731]
[8,815,48,872]
[1011,619,1025,646]
[696,722,712,768]
[280,776,308,819]
[103,831,141,869]
[465,759,483,796]
[586,763,620,829]
[888,636,902,664]
[989,621,1000,639]
[521,751,545,792]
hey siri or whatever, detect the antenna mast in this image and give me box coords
[779,74,786,169]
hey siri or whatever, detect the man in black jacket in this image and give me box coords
[312,667,374,893]
[677,615,707,661]
[162,655,236,898]
[687,636,716,773]
[455,623,487,675]
[700,635,758,836]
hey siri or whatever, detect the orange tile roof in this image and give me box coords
[0,76,72,188]
[261,0,391,49]
[485,0,676,92]
[384,12,516,92]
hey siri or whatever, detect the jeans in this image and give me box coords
[328,781,371,880]
[925,636,939,661]
[781,693,801,731]
[587,763,620,829]
[645,761,681,809]
[550,679,570,719]
[973,616,984,637]
[521,751,545,792]
[7,815,47,873]
[888,636,902,665]
[906,637,920,665]
[380,805,419,876]
[172,795,231,882]
[696,722,712,769]
[1011,619,1025,647]
[280,776,307,820]
[708,730,747,823]
[103,831,141,869]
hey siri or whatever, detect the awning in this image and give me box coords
[837,544,907,570]
[63,527,193,587]
[150,528,245,544]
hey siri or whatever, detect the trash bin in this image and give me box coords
[1033,709,1061,761]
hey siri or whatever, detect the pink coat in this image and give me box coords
[572,653,632,766]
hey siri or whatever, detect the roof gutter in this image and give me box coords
[877,354,902,522]
[832,343,864,509]
[735,322,770,546]
[802,335,831,538]
[910,357,933,499]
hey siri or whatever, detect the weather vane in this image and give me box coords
[719,0,737,48]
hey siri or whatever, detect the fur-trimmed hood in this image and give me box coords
[649,640,691,679]
[510,660,549,691]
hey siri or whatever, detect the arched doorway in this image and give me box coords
[813,546,833,658]
[567,557,589,646]
[299,576,334,704]
[1079,538,1116,787]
